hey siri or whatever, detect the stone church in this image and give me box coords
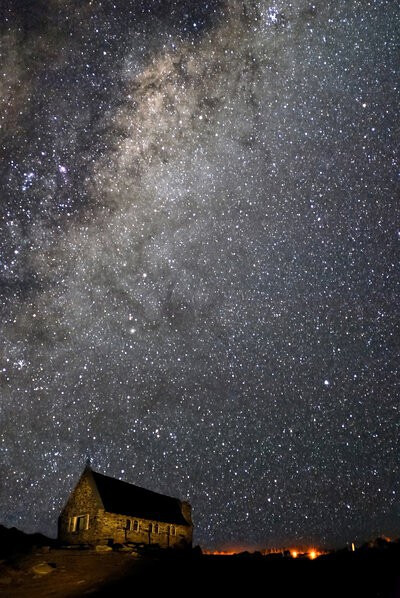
[58,464,193,549]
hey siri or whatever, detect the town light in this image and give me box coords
[309,550,317,560]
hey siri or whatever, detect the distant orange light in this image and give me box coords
[291,550,298,558]
[309,550,317,560]
[203,549,244,555]
[203,550,233,555]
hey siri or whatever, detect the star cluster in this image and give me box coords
[0,0,399,549]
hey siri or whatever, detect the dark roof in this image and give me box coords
[90,470,189,526]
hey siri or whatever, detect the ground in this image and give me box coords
[0,549,141,597]
[0,543,400,597]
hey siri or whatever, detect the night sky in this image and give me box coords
[0,0,399,550]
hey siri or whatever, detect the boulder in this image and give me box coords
[31,562,55,575]
[95,545,113,552]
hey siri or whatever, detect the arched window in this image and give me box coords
[127,519,140,532]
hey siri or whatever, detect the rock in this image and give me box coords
[31,562,55,575]
[37,546,51,554]
[0,576,12,585]
[95,545,113,552]
[130,550,141,557]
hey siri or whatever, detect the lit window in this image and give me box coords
[169,525,176,536]
[69,514,89,532]
[149,523,159,534]
[127,519,139,532]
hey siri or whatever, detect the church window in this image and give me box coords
[127,519,140,532]
[69,514,89,532]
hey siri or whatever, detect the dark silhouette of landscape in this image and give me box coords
[0,524,400,597]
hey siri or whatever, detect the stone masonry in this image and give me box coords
[58,466,193,548]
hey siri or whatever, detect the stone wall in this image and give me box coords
[181,501,192,525]
[95,512,192,548]
[58,471,103,545]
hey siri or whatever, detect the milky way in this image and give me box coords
[0,0,399,549]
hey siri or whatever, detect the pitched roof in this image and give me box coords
[89,469,189,526]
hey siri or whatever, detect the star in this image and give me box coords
[0,0,398,551]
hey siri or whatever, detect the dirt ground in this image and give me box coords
[1,546,399,597]
[0,549,142,597]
